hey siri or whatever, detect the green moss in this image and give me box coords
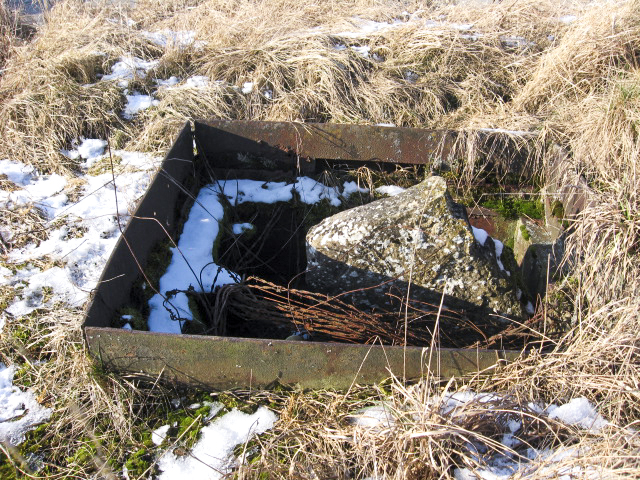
[480,196,544,220]
[110,129,129,149]
[66,443,97,466]
[504,235,515,250]
[519,224,531,241]
[124,447,153,476]
[144,239,174,293]
[550,200,565,219]
[122,238,174,329]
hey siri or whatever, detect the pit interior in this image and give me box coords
[113,126,570,351]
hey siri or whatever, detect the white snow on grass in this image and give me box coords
[342,181,369,197]
[102,56,158,88]
[350,404,395,430]
[0,363,52,446]
[160,75,211,90]
[124,93,159,118]
[0,159,34,185]
[559,15,578,24]
[444,392,609,480]
[477,127,536,137]
[0,163,67,220]
[351,45,370,58]
[184,76,210,88]
[3,150,160,318]
[142,30,199,49]
[295,176,343,206]
[77,138,108,160]
[241,82,254,94]
[0,266,11,286]
[547,397,608,432]
[156,76,180,88]
[158,406,277,479]
[376,185,405,197]
[336,16,407,38]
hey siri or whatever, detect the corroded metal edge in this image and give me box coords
[196,120,457,167]
[86,326,520,390]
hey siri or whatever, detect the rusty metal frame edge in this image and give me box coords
[83,119,521,390]
[195,119,458,166]
[85,326,520,390]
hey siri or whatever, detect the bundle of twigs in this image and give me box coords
[209,277,439,345]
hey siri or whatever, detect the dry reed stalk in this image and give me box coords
[0,2,18,69]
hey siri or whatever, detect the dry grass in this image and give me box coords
[0,2,17,69]
[1,0,640,477]
[0,1,162,173]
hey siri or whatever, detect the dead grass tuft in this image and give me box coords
[0,0,162,173]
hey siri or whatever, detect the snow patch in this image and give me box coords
[0,159,34,186]
[0,363,52,446]
[142,30,200,49]
[471,226,489,246]
[124,93,159,118]
[232,223,253,235]
[158,407,277,479]
[350,404,395,430]
[241,82,254,94]
[152,424,171,446]
[376,185,405,197]
[547,397,608,432]
[351,45,370,58]
[102,56,158,88]
[4,155,159,318]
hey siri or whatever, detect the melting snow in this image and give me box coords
[148,176,355,333]
[157,407,277,479]
[156,76,180,88]
[0,363,52,446]
[547,397,608,432]
[471,226,489,246]
[3,149,160,319]
[351,45,371,58]
[152,424,171,446]
[77,138,108,160]
[351,404,395,430]
[142,30,199,49]
[0,159,34,185]
[124,93,159,118]
[241,82,254,94]
[101,56,158,88]
[376,185,405,197]
[232,223,253,235]
[336,16,407,38]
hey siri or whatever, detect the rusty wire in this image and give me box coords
[202,277,544,349]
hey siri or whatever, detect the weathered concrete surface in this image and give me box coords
[306,176,525,322]
[513,218,565,299]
